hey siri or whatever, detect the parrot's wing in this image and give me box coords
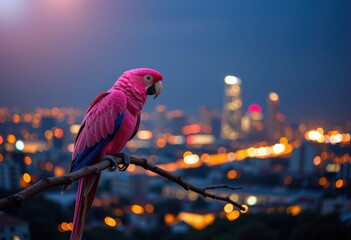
[70,90,127,172]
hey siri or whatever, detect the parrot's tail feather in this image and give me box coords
[70,175,100,240]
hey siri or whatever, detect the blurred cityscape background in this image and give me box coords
[1,74,351,239]
[1,0,351,240]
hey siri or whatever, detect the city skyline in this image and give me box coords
[1,1,350,129]
[1,76,351,238]
[1,91,350,234]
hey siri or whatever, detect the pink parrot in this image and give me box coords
[66,68,163,240]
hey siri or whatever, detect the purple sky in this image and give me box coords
[1,0,350,127]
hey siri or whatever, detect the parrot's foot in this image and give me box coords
[103,155,119,172]
[103,153,130,172]
[115,153,130,171]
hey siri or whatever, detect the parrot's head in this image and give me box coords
[123,68,163,99]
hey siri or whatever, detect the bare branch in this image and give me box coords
[0,155,245,211]
[204,185,243,191]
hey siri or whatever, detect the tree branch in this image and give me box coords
[0,155,245,211]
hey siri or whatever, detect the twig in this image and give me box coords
[0,155,245,211]
[133,157,245,211]
[204,185,243,191]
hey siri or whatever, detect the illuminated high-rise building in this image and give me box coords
[241,103,264,138]
[220,75,242,140]
[266,92,280,141]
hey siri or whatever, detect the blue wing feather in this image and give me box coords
[70,112,125,172]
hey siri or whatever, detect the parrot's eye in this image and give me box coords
[144,75,153,82]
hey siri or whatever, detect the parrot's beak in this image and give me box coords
[147,81,162,99]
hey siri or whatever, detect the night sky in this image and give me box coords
[1,0,350,127]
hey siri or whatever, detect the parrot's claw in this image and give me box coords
[103,155,119,172]
[115,152,130,171]
[103,153,130,172]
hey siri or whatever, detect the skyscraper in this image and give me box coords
[241,103,264,139]
[266,92,280,141]
[220,75,242,140]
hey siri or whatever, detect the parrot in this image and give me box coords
[66,68,163,240]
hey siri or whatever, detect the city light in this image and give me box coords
[229,194,239,202]
[247,147,256,157]
[268,92,279,102]
[227,152,235,161]
[335,179,344,188]
[224,203,234,213]
[7,134,16,144]
[178,212,215,230]
[227,169,238,179]
[155,138,166,148]
[145,204,154,213]
[183,153,200,165]
[21,141,47,153]
[226,210,240,221]
[164,214,177,225]
[326,164,340,173]
[54,128,64,138]
[67,143,74,152]
[167,135,185,145]
[44,130,53,140]
[313,156,322,166]
[240,205,249,213]
[247,103,262,113]
[70,124,80,134]
[104,216,117,227]
[12,114,20,123]
[286,205,302,216]
[58,222,73,232]
[305,129,324,142]
[15,140,24,151]
[224,75,241,85]
[246,196,258,206]
[226,101,242,111]
[272,143,285,154]
[188,192,198,201]
[186,134,215,145]
[23,156,32,166]
[182,124,202,135]
[131,204,144,215]
[54,166,65,176]
[305,128,351,144]
[137,130,153,140]
[318,177,329,188]
[45,162,54,171]
[22,173,31,183]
